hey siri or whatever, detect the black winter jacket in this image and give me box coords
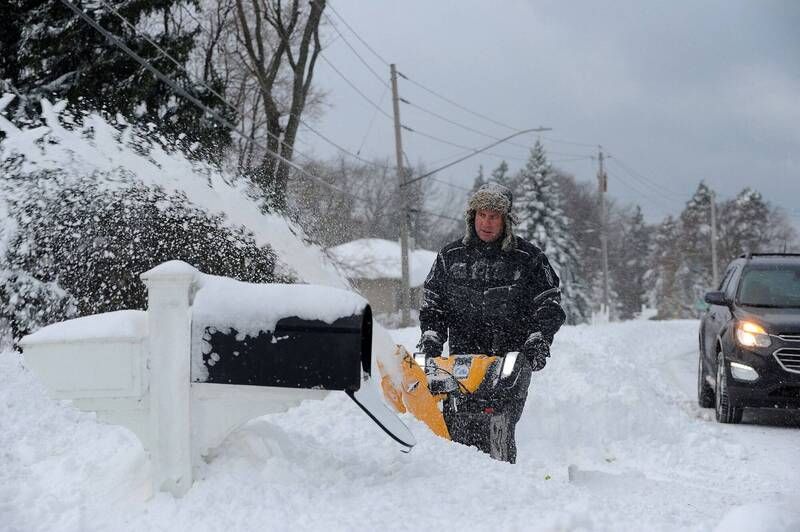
[419,236,566,355]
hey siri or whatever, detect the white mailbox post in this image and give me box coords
[22,262,327,497]
[21,261,414,498]
[140,262,195,496]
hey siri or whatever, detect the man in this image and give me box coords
[417,182,566,462]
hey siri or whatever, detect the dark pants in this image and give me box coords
[443,362,532,463]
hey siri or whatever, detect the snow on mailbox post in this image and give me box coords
[21,260,414,498]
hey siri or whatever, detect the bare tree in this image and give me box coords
[233,0,326,208]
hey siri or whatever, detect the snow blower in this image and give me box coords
[380,346,530,461]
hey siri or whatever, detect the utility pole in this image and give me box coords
[391,64,411,327]
[597,147,609,314]
[711,190,719,287]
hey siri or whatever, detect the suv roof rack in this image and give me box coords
[740,252,800,259]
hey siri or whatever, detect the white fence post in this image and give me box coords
[140,262,198,497]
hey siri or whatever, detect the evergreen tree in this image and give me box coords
[6,0,231,149]
[613,205,651,319]
[717,188,770,263]
[490,160,517,193]
[645,216,683,318]
[516,140,591,323]
[553,173,603,316]
[471,164,486,193]
[676,182,715,317]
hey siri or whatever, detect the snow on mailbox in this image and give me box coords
[21,260,414,498]
[191,275,370,391]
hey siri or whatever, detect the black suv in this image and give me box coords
[698,253,800,423]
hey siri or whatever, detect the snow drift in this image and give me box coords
[3,320,799,531]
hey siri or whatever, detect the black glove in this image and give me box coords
[418,330,443,357]
[522,332,550,371]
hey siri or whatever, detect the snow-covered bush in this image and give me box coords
[0,268,78,345]
[0,171,287,341]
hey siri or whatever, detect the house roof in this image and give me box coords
[328,238,437,288]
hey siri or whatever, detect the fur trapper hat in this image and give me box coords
[463,182,518,251]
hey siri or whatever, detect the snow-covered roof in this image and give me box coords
[328,239,437,287]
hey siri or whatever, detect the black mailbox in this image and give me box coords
[197,306,372,391]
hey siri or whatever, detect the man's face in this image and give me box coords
[474,209,504,243]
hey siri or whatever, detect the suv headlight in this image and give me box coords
[735,321,771,348]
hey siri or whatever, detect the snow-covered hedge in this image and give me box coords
[1,173,286,341]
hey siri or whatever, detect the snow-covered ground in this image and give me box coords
[2,320,799,531]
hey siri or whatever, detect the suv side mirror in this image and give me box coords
[704,291,729,306]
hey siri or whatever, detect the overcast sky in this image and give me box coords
[297,0,799,227]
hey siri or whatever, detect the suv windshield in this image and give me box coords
[737,264,800,308]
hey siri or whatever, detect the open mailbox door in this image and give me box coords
[193,292,415,452]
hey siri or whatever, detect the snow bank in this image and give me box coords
[0,95,346,288]
[328,238,437,287]
[0,352,151,532]
[4,320,800,531]
[714,503,800,532]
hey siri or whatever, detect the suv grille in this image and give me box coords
[774,348,800,374]
[777,335,800,342]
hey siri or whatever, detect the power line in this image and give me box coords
[605,170,682,213]
[607,156,686,199]
[547,149,595,157]
[319,55,498,171]
[540,136,598,148]
[326,1,390,66]
[428,176,472,193]
[323,53,541,176]
[550,156,595,164]
[298,120,388,169]
[58,0,373,206]
[427,147,476,167]
[402,125,528,162]
[319,54,392,120]
[402,128,549,187]
[398,70,521,132]
[402,99,596,161]
[403,98,512,143]
[356,84,389,155]
[321,11,388,88]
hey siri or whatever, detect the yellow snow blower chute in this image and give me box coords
[379,346,530,447]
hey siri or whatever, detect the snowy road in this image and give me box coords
[2,320,799,531]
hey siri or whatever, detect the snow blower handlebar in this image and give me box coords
[412,351,527,399]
